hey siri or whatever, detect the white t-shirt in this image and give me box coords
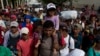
[0,20,6,36]
[0,20,6,28]
[60,34,75,56]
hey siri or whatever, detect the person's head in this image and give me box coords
[21,27,29,40]
[39,8,43,14]
[25,15,31,23]
[10,21,19,33]
[4,14,10,21]
[46,3,56,17]
[34,20,42,33]
[10,15,17,21]
[59,23,68,36]
[43,20,54,37]
[64,19,72,25]
[25,9,29,14]
[73,24,82,34]
[81,16,86,22]
[26,18,31,23]
[89,15,97,22]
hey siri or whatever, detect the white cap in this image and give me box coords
[67,49,85,56]
[39,8,43,10]
[10,21,18,27]
[20,27,29,34]
[35,8,40,12]
[47,3,56,9]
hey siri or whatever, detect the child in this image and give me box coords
[71,24,82,49]
[38,20,59,56]
[17,27,33,56]
[59,24,75,56]
[44,3,59,31]
[32,20,42,56]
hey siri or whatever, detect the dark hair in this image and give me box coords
[89,15,97,21]
[59,23,68,32]
[43,20,54,29]
[81,16,86,21]
[33,20,42,32]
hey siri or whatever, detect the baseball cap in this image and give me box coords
[10,21,18,27]
[39,8,43,10]
[11,15,17,20]
[35,8,40,12]
[67,49,85,56]
[73,24,82,30]
[20,27,29,34]
[47,3,56,9]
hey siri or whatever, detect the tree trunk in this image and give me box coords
[1,0,4,9]
[69,0,73,7]
[6,0,9,6]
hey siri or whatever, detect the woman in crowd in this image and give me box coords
[44,3,59,31]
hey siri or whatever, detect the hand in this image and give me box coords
[52,30,57,38]
[35,40,41,48]
[53,49,58,56]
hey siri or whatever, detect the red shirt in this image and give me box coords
[17,38,33,56]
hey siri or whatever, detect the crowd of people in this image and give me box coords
[0,3,100,56]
